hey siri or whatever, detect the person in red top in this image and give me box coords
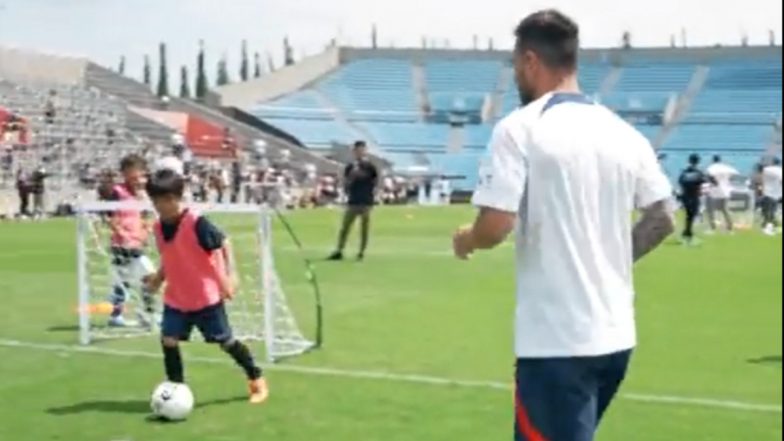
[143,169,269,404]
[104,154,156,328]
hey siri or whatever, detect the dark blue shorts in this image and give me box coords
[514,350,632,441]
[161,302,233,343]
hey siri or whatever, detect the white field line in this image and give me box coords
[0,338,780,414]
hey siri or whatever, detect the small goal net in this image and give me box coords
[76,200,318,362]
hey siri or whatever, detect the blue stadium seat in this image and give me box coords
[320,59,418,120]
[260,118,359,149]
[664,124,773,152]
[360,122,449,151]
[425,60,502,93]
[426,152,483,190]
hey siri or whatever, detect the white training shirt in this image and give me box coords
[762,165,783,199]
[706,162,739,199]
[472,92,672,358]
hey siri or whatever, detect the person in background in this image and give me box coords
[327,141,378,261]
[678,153,708,245]
[230,160,242,203]
[44,90,56,125]
[705,155,739,233]
[15,167,31,218]
[761,157,783,236]
[30,166,49,219]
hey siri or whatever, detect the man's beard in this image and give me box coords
[518,87,535,106]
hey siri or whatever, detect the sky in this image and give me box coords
[0,0,781,86]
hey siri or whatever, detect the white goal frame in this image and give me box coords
[75,200,316,363]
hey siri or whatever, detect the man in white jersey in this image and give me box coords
[761,158,782,235]
[705,155,739,233]
[452,10,675,441]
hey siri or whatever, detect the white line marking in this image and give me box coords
[0,338,780,414]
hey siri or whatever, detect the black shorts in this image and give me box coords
[161,302,233,343]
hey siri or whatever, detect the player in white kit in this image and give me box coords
[452,10,675,441]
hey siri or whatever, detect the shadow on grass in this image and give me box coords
[747,355,782,365]
[47,399,149,415]
[46,395,248,417]
[47,325,79,332]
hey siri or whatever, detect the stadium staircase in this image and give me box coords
[411,62,429,121]
[311,87,379,151]
[654,65,710,148]
[490,65,514,119]
[85,64,175,146]
[599,67,623,96]
[446,126,465,153]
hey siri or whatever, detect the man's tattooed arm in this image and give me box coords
[633,200,675,262]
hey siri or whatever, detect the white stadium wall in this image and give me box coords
[0,46,87,86]
[213,46,341,109]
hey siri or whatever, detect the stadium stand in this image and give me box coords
[230,47,780,191]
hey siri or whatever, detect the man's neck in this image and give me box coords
[534,74,581,101]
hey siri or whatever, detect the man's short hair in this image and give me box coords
[353,140,367,149]
[689,153,701,165]
[146,168,185,199]
[120,153,147,172]
[514,9,579,70]
[713,155,722,163]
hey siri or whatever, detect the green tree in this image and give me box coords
[179,65,191,98]
[156,42,170,97]
[118,56,126,75]
[195,40,209,100]
[239,40,249,81]
[143,55,151,85]
[253,52,262,78]
[216,55,230,86]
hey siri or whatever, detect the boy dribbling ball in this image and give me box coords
[143,168,269,405]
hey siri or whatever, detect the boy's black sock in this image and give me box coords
[162,344,184,383]
[222,340,262,380]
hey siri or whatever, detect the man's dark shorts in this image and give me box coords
[514,350,632,441]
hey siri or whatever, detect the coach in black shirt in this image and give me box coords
[328,141,378,261]
[678,153,708,244]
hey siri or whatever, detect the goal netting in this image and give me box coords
[76,201,318,362]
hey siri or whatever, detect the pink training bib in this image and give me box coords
[111,184,146,249]
[154,210,227,312]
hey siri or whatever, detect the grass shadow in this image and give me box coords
[46,395,248,417]
[196,395,247,409]
[47,399,149,415]
[747,355,782,365]
[47,325,79,332]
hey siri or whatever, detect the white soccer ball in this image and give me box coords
[150,381,194,421]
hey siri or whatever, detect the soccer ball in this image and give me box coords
[150,381,194,421]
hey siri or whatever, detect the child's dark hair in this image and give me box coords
[146,169,185,199]
[120,153,147,172]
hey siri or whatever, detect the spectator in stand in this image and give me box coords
[30,166,49,218]
[44,90,56,125]
[230,160,243,203]
[171,133,193,176]
[221,127,237,154]
[15,167,31,218]
[3,112,26,144]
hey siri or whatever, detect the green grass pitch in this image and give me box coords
[0,205,780,441]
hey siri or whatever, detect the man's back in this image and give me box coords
[679,165,706,199]
[476,93,671,357]
[762,165,783,199]
[706,162,738,199]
